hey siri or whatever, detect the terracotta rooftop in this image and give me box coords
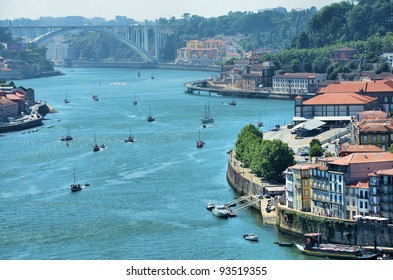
[0,96,16,106]
[370,169,393,176]
[303,92,376,105]
[357,110,388,120]
[330,152,393,165]
[319,80,393,94]
[340,144,384,154]
[347,181,369,189]
[357,120,393,132]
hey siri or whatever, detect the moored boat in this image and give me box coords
[201,103,214,124]
[124,125,135,143]
[92,94,99,101]
[228,100,236,106]
[70,168,82,192]
[243,234,258,242]
[295,233,379,260]
[196,130,205,148]
[206,202,215,211]
[212,205,229,218]
[147,106,155,122]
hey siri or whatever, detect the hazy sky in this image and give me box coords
[2,0,341,21]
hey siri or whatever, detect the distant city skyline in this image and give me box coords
[2,0,340,22]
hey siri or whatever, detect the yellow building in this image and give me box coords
[285,164,312,212]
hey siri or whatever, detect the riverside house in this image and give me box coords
[285,152,393,221]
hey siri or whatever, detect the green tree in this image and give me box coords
[251,139,295,182]
[309,138,323,157]
[234,124,263,167]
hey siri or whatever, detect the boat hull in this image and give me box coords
[295,244,379,260]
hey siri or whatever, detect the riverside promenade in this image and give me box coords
[185,80,316,100]
[226,125,349,224]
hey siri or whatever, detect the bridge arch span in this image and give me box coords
[34,26,156,62]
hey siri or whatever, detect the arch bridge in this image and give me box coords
[7,23,173,62]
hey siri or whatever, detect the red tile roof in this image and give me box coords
[340,144,384,153]
[370,169,393,176]
[5,94,23,101]
[359,121,393,133]
[319,80,393,93]
[347,181,369,189]
[303,92,376,105]
[0,96,16,105]
[330,152,393,165]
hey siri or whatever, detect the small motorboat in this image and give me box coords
[227,210,237,218]
[206,202,215,211]
[228,100,236,106]
[212,205,229,218]
[243,234,258,242]
[92,94,99,101]
[70,183,82,192]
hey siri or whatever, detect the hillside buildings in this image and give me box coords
[285,152,393,221]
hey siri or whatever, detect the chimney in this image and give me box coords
[365,82,368,92]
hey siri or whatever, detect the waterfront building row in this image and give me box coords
[0,85,35,121]
[285,151,393,222]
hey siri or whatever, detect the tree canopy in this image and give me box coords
[235,124,294,182]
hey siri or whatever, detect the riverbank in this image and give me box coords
[185,80,316,100]
[66,61,221,72]
[226,125,393,249]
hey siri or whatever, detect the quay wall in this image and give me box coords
[226,152,393,248]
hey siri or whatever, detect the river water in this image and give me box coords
[0,67,313,260]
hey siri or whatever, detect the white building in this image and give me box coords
[272,72,327,94]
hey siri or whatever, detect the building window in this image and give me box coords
[363,135,368,142]
[360,201,363,208]
[372,135,377,142]
[382,135,386,142]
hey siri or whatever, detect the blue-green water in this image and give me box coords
[0,67,310,260]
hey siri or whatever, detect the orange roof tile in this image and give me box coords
[5,94,23,101]
[340,144,384,153]
[0,96,17,105]
[371,169,393,176]
[303,92,376,105]
[359,122,393,132]
[330,152,393,165]
[320,80,393,93]
[347,181,369,189]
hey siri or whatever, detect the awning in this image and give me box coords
[264,186,285,193]
[302,119,326,131]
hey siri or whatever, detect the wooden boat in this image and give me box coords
[133,94,137,105]
[124,125,135,143]
[93,134,100,152]
[257,114,263,128]
[201,103,214,124]
[60,125,73,141]
[147,106,155,122]
[228,100,236,106]
[243,234,258,242]
[70,168,82,192]
[92,94,99,101]
[295,233,379,260]
[196,130,205,148]
[64,92,70,104]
